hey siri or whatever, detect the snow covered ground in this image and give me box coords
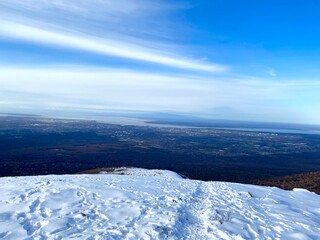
[0,169,319,239]
[100,167,183,179]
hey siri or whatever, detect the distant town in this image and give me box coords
[1,115,320,185]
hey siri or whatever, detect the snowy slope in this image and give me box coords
[100,167,183,179]
[0,170,319,240]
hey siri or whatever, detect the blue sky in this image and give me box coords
[0,0,320,124]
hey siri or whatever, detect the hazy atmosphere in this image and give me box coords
[1,0,320,124]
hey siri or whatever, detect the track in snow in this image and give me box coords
[0,173,319,240]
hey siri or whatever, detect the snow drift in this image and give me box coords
[0,168,319,239]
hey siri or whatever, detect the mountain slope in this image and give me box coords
[256,171,320,194]
[0,170,319,239]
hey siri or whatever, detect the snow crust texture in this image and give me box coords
[0,172,319,239]
[100,167,183,179]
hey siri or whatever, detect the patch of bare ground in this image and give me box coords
[78,167,132,175]
[255,171,320,194]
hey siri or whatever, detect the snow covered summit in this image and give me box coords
[0,168,319,239]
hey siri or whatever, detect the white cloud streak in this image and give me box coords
[0,1,226,72]
[1,66,319,123]
[0,20,226,72]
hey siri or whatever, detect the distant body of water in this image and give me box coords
[4,112,319,135]
[92,116,320,135]
[202,127,320,135]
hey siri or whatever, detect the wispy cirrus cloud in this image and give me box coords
[0,20,226,72]
[267,68,277,77]
[0,0,226,72]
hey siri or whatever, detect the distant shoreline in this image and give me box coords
[2,112,320,135]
